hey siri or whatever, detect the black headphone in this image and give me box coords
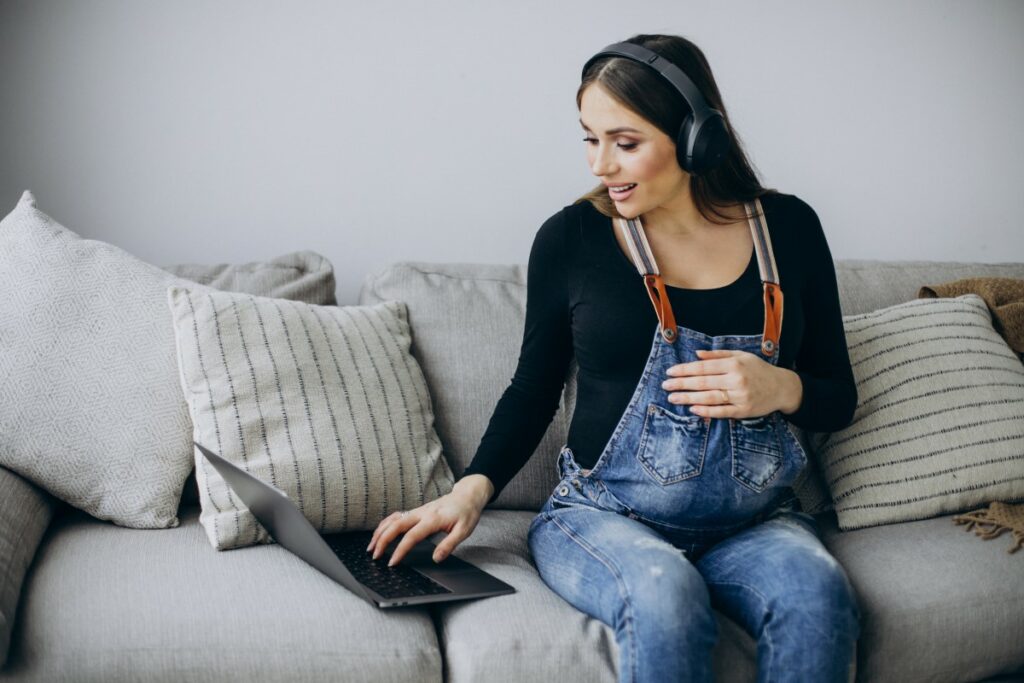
[581,41,731,175]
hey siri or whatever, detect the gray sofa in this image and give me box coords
[2,257,1023,683]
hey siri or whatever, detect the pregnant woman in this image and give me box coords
[369,32,861,682]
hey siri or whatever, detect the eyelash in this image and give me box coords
[582,137,638,150]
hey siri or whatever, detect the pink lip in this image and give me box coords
[607,183,637,200]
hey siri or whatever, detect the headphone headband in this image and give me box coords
[581,41,730,174]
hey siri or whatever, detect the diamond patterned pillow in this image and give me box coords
[0,190,203,528]
[167,286,454,550]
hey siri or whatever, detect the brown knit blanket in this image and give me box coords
[953,501,1024,554]
[918,277,1024,353]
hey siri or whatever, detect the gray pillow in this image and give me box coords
[168,287,454,550]
[0,190,203,528]
[161,251,337,307]
[810,294,1024,530]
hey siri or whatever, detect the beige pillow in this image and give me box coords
[168,286,454,550]
[810,294,1024,530]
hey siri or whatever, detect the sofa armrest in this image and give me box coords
[0,465,55,667]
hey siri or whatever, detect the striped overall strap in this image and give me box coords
[616,213,678,342]
[615,196,783,357]
[747,197,783,357]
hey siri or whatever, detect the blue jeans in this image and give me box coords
[527,449,861,683]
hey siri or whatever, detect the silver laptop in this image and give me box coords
[195,442,515,609]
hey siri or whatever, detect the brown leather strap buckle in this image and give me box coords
[643,274,678,343]
[761,282,783,357]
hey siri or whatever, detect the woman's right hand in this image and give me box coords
[366,475,493,567]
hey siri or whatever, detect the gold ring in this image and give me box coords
[721,389,730,404]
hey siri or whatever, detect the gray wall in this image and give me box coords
[1,0,1021,304]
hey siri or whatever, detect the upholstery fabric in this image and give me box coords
[1,507,442,682]
[168,288,454,550]
[817,509,1024,682]
[810,294,1024,530]
[0,467,54,668]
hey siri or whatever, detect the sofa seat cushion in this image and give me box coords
[817,509,1024,682]
[1,507,441,683]
[430,509,760,683]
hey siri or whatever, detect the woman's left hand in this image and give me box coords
[661,349,791,419]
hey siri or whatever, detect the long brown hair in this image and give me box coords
[574,33,777,224]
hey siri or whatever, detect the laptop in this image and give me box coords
[194,442,516,609]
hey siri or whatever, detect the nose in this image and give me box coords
[590,141,616,178]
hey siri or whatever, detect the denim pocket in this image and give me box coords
[635,403,708,485]
[729,413,784,492]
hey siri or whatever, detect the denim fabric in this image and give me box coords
[527,324,861,682]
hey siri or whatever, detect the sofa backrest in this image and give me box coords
[359,259,1024,511]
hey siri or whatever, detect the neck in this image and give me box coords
[637,196,744,238]
[636,180,710,237]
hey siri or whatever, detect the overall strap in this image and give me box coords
[616,214,678,342]
[615,197,783,357]
[748,197,783,357]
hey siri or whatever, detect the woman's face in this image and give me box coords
[579,83,689,219]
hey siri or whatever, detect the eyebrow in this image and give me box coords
[579,118,644,135]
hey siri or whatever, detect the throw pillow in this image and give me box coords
[161,250,338,307]
[809,294,1024,530]
[162,251,339,510]
[167,286,454,550]
[0,190,199,528]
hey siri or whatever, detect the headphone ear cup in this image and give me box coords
[681,111,731,175]
[676,114,697,173]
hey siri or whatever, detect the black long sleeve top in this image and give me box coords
[460,191,857,506]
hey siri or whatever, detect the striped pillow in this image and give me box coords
[809,294,1024,530]
[167,287,454,550]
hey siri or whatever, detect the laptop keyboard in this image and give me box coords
[327,532,453,600]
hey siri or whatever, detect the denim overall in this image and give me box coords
[528,199,861,683]
[548,197,810,547]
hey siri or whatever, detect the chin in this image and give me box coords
[615,204,643,220]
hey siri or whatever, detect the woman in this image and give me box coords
[368,33,861,682]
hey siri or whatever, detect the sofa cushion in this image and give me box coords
[0,190,200,528]
[0,467,54,669]
[1,507,442,682]
[817,508,1024,682]
[168,288,454,550]
[811,294,1024,530]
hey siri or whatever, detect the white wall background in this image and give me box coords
[1,0,1021,304]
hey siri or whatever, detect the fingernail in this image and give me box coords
[387,558,396,567]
